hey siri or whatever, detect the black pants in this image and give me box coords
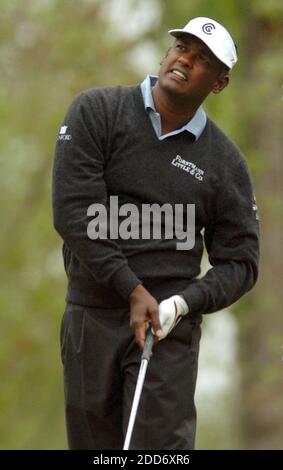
[60,302,202,450]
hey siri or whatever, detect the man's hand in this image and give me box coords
[157,295,189,340]
[129,284,162,349]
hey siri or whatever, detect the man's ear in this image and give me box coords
[212,75,229,94]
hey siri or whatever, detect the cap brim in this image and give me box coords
[168,29,190,37]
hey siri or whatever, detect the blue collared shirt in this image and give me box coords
[140,75,207,141]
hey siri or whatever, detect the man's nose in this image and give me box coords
[177,52,193,69]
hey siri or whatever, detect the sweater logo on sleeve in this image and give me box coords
[252,195,259,220]
[171,155,204,181]
[57,125,72,141]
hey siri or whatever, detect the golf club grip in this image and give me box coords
[141,328,154,361]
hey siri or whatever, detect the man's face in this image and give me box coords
[157,34,229,103]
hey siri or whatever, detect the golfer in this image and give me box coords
[52,17,259,449]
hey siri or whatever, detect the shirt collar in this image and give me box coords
[140,74,207,141]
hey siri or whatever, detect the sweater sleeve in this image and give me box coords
[181,159,260,315]
[52,92,141,301]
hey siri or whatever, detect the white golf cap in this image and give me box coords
[168,17,238,69]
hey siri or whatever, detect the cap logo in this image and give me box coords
[202,23,216,35]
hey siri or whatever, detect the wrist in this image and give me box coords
[128,283,145,301]
[174,295,189,316]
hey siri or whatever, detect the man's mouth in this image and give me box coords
[170,69,188,81]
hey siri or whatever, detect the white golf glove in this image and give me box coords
[156,295,189,340]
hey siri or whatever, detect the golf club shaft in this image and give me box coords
[123,328,154,450]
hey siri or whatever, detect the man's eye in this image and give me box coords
[197,54,210,65]
[176,44,186,51]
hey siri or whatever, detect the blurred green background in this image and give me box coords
[0,0,282,449]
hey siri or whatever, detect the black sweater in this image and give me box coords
[52,85,259,315]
